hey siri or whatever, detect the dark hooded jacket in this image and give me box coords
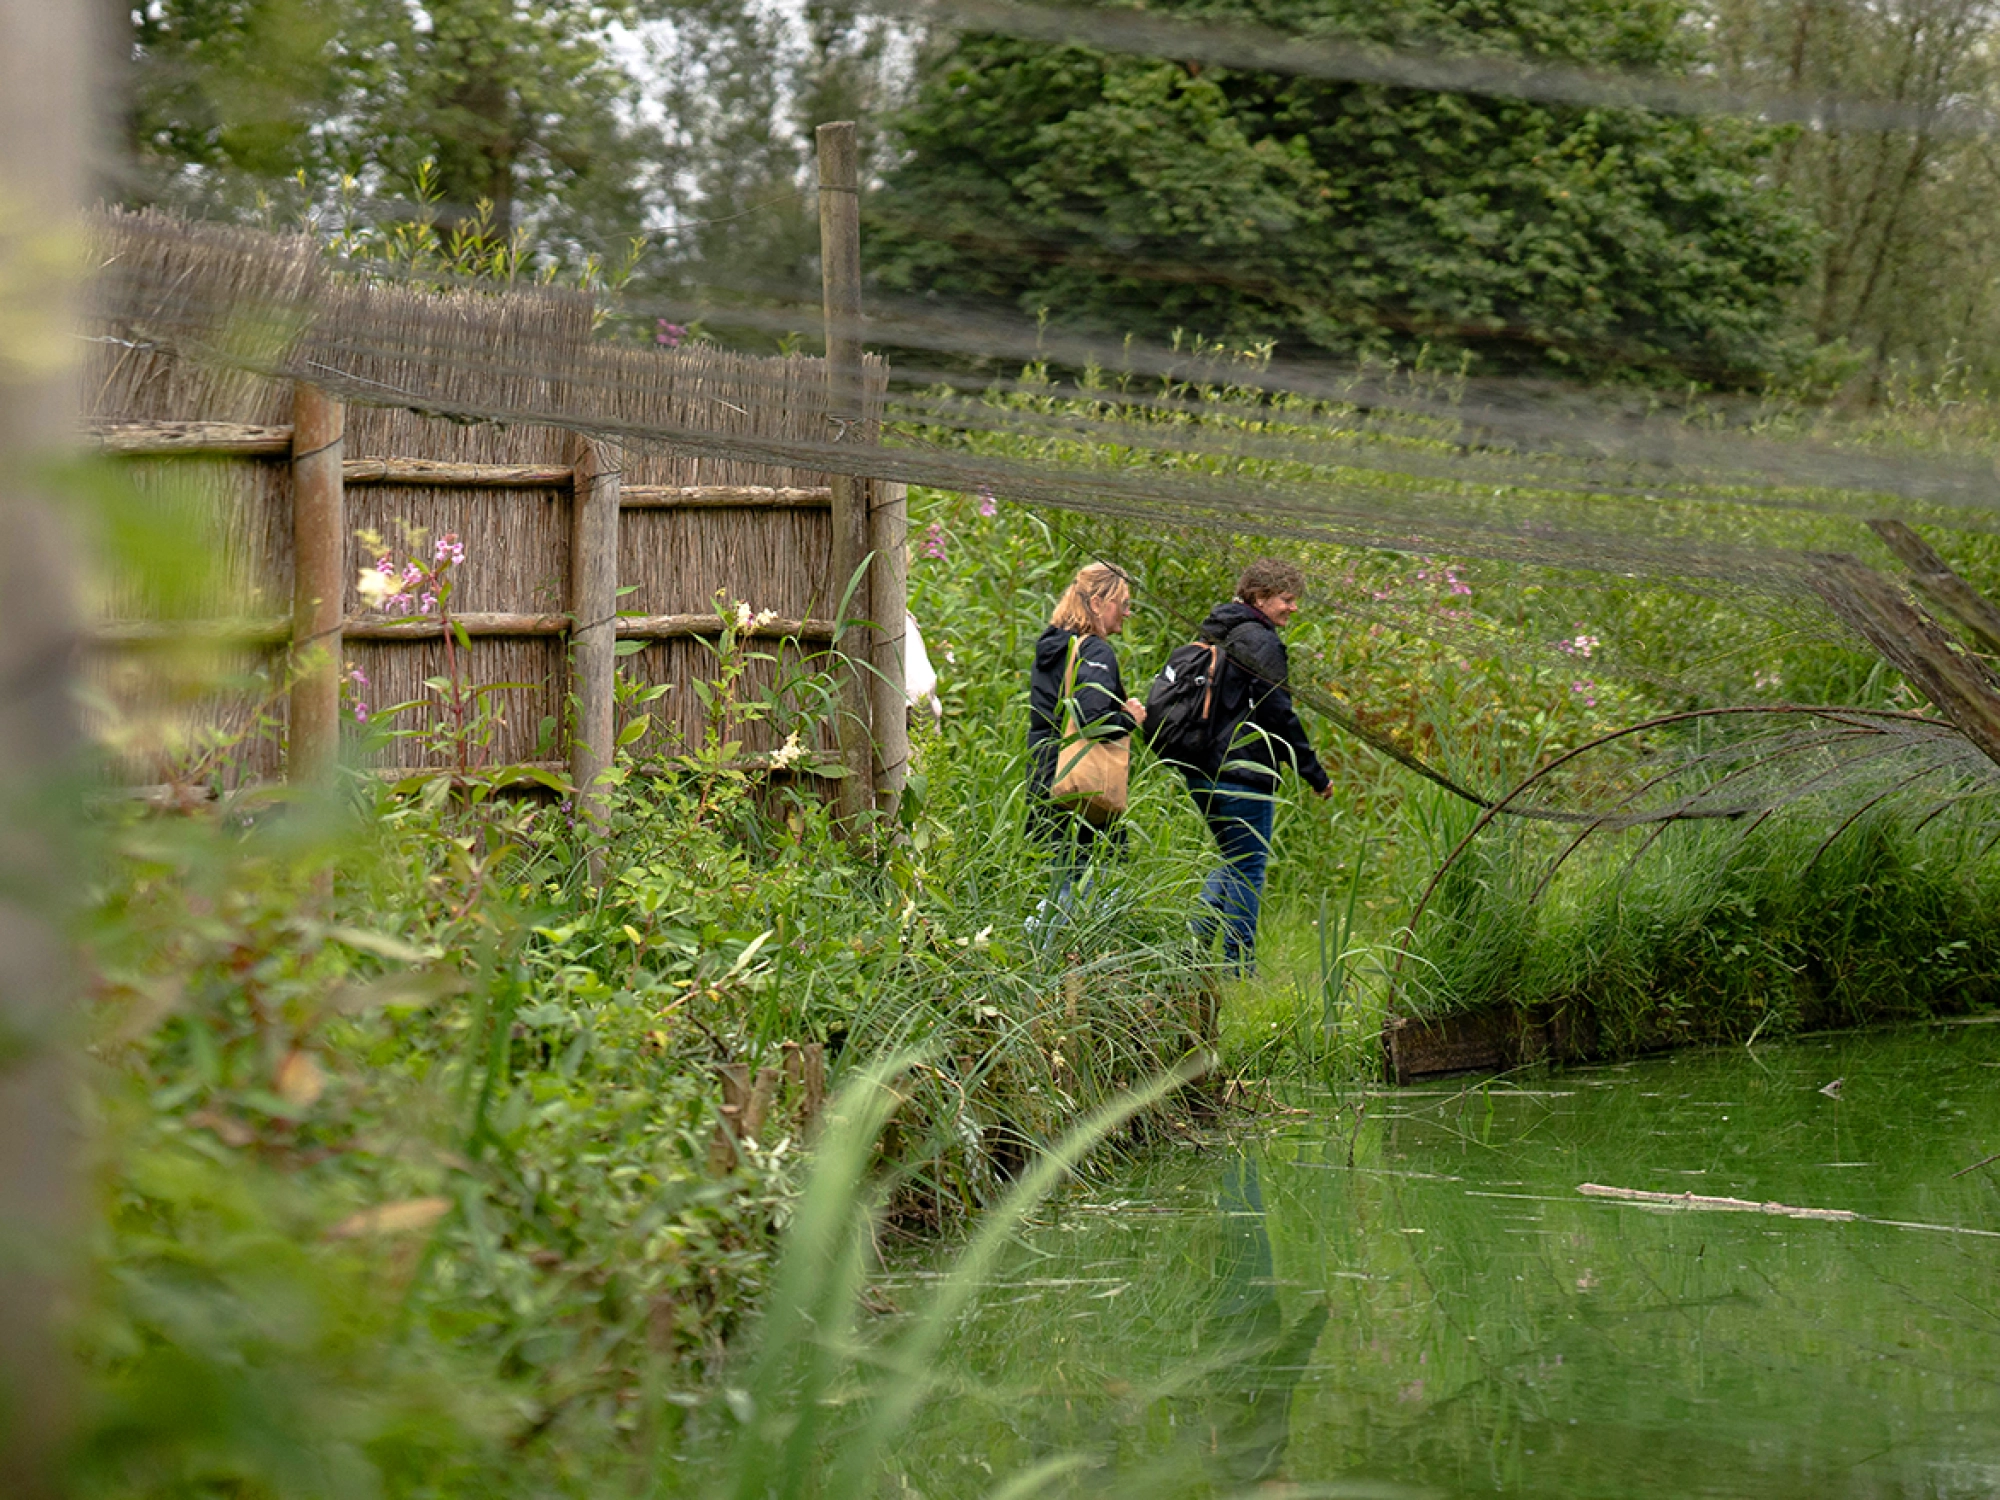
[1198,600,1330,796]
[1026,625,1137,800]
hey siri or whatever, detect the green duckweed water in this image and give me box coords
[882,1023,2000,1498]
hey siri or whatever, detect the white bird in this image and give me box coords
[905,612,942,726]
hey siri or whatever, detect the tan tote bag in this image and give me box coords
[1051,635,1130,826]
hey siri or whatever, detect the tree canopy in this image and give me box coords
[122,0,663,252]
[869,0,1816,383]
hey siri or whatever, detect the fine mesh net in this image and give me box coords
[86,0,2000,855]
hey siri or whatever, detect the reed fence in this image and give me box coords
[82,208,907,819]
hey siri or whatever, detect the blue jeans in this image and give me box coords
[1191,779,1276,970]
[1029,802,1126,952]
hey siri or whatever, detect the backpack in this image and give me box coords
[1140,625,1247,778]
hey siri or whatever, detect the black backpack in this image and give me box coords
[1141,626,1247,778]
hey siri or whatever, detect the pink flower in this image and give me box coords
[976,487,997,518]
[434,532,465,567]
[656,319,686,349]
[919,521,948,561]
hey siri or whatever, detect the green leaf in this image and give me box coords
[325,926,434,964]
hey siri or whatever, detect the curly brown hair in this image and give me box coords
[1235,557,1306,604]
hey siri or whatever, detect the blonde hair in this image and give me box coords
[1050,562,1130,636]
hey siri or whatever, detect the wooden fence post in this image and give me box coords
[0,0,89,1490]
[566,434,619,878]
[289,384,344,783]
[817,120,876,832]
[869,480,908,818]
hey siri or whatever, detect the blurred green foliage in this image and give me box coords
[871,0,1814,382]
[122,0,664,249]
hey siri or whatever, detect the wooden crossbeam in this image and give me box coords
[620,485,831,509]
[343,612,570,640]
[344,457,576,487]
[89,419,293,456]
[88,617,291,645]
[616,613,835,642]
[91,426,837,510]
[95,611,836,644]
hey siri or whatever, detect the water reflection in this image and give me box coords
[891,1025,2000,1498]
[1188,1155,1329,1490]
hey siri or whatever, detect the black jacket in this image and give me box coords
[1198,601,1330,795]
[1027,626,1137,797]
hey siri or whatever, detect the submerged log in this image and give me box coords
[1578,1183,1860,1221]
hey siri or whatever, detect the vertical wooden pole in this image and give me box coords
[289,384,344,783]
[869,480,908,818]
[566,433,619,880]
[817,120,875,832]
[0,0,89,1491]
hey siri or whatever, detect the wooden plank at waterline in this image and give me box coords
[1382,1006,1598,1084]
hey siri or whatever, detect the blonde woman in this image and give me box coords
[1026,563,1146,933]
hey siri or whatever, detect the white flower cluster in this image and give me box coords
[769,731,807,769]
[734,600,778,632]
[356,565,397,609]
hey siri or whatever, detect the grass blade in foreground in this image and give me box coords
[719,1053,1209,1500]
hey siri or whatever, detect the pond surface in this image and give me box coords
[883,1022,2000,1498]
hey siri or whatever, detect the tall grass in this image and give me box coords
[1401,795,2000,1048]
[69,349,2000,1496]
[901,351,2000,1070]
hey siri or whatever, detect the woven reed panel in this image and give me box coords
[83,209,876,779]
